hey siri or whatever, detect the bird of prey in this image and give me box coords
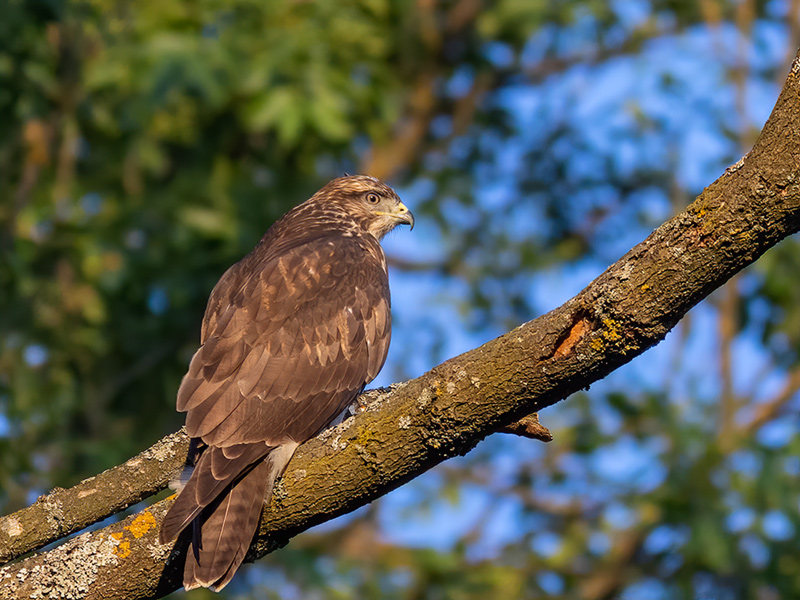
[159,175,413,590]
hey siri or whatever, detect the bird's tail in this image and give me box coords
[167,441,300,591]
[160,443,270,544]
[183,458,270,591]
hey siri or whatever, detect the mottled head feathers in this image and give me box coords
[293,175,414,240]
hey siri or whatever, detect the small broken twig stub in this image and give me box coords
[498,413,553,442]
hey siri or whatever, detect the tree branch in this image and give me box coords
[742,365,800,435]
[2,47,800,600]
[0,430,189,564]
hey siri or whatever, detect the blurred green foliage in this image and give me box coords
[2,1,800,599]
[0,0,431,499]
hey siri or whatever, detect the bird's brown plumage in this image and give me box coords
[159,175,413,590]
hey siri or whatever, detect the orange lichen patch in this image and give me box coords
[125,511,157,538]
[110,531,123,541]
[553,317,591,358]
[114,540,131,559]
[601,318,622,342]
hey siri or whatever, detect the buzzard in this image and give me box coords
[159,175,413,590]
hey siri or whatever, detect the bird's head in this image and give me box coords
[319,175,414,239]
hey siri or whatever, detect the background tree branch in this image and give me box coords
[2,43,800,600]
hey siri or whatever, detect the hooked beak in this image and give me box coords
[395,202,414,230]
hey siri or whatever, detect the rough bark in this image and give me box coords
[0,431,189,565]
[2,49,800,600]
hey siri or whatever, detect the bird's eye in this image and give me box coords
[367,193,380,204]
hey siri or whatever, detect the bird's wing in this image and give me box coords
[178,234,391,448]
